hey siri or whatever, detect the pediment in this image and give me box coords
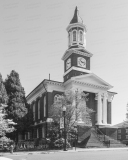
[71,73,113,89]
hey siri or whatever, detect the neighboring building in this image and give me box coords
[22,7,116,146]
[112,104,128,145]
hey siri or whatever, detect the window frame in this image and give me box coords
[37,128,39,138]
[118,129,121,133]
[38,99,40,119]
[72,30,77,42]
[42,126,45,138]
[44,96,46,117]
[126,135,128,139]
[126,129,128,133]
[79,30,83,43]
[118,135,121,139]
[33,103,35,121]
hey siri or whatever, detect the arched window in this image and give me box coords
[54,94,61,103]
[79,30,83,43]
[38,100,40,119]
[68,33,70,45]
[44,96,46,117]
[73,30,77,42]
[33,103,35,121]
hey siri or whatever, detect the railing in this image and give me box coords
[94,127,110,147]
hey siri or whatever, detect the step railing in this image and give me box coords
[93,127,110,147]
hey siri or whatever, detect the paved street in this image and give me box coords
[1,149,128,160]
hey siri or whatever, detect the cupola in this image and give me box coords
[67,7,87,49]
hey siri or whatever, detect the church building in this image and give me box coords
[25,7,116,145]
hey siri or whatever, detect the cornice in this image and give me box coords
[72,79,110,90]
[64,78,110,91]
[27,88,46,104]
[62,48,93,61]
[46,80,63,87]
[27,80,64,104]
[66,23,87,32]
[63,66,92,76]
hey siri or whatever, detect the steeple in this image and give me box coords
[62,7,93,83]
[67,7,87,49]
[70,6,83,24]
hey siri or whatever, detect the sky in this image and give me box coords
[0,0,128,125]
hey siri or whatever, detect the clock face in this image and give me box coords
[66,58,71,70]
[77,57,86,68]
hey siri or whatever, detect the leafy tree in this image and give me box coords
[4,70,33,141]
[48,90,94,145]
[0,73,15,142]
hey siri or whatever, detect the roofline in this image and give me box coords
[107,91,117,95]
[26,79,63,98]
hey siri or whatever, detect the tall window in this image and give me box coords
[73,30,77,42]
[33,103,35,121]
[37,128,39,138]
[42,126,45,138]
[44,96,46,117]
[118,129,121,133]
[126,129,128,133]
[38,100,40,119]
[79,30,83,43]
[68,33,70,45]
[28,132,30,139]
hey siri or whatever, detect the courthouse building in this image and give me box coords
[25,7,116,144]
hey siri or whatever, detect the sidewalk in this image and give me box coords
[1,147,128,156]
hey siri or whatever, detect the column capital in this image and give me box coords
[107,92,115,102]
[107,94,114,102]
[95,93,98,100]
[104,92,108,98]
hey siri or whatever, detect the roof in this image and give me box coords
[26,79,63,99]
[113,121,128,128]
[70,6,83,24]
[70,73,113,90]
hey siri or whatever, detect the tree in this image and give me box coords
[4,70,33,141]
[48,90,94,145]
[0,73,15,142]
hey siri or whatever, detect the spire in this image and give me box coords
[70,6,83,24]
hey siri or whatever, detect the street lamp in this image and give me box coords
[63,106,67,151]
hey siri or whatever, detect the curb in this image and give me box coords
[1,147,128,156]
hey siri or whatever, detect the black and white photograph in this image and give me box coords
[0,0,128,160]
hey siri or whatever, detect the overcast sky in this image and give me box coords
[0,0,128,124]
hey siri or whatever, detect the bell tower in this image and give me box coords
[62,7,93,82]
[68,6,86,49]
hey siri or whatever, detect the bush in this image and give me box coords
[54,138,71,149]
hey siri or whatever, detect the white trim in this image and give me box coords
[71,73,113,88]
[63,66,92,76]
[79,30,84,44]
[72,80,110,90]
[72,29,77,42]
[67,23,87,32]
[62,48,93,61]
[27,80,64,104]
[63,75,112,91]
[27,88,46,104]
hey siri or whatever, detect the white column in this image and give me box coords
[97,93,102,124]
[103,93,107,124]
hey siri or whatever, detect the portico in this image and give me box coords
[64,73,116,126]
